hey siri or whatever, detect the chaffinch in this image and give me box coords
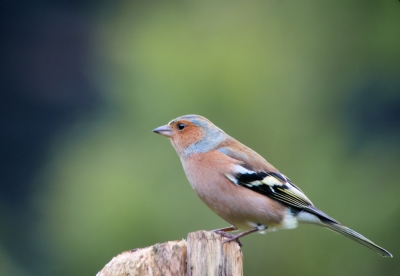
[153,114,392,257]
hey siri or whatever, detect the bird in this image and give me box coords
[152,114,392,257]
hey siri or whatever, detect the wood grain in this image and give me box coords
[186,231,243,276]
[96,231,243,276]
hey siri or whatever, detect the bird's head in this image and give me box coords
[153,115,227,157]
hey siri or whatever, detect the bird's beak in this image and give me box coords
[152,124,173,137]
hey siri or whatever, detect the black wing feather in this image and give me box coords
[234,170,339,224]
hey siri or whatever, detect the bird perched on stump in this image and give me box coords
[153,114,392,257]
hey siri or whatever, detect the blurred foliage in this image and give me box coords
[1,0,400,275]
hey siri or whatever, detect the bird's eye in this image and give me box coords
[178,123,186,130]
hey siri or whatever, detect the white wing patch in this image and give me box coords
[226,165,255,185]
[262,175,284,187]
[226,174,239,185]
[244,181,263,187]
[231,164,253,174]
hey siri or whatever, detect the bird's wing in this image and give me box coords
[218,146,339,224]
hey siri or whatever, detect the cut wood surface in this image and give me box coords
[97,230,243,276]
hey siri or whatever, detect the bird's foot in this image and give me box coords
[213,225,267,247]
[213,230,243,247]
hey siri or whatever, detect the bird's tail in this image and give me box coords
[322,221,392,257]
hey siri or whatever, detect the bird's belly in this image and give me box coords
[189,175,290,230]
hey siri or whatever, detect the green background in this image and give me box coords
[1,1,399,275]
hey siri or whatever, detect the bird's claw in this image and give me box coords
[213,230,243,247]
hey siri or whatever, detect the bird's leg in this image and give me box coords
[212,225,237,233]
[212,226,242,246]
[212,226,238,242]
[217,225,268,247]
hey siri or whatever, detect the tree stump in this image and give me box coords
[97,230,243,276]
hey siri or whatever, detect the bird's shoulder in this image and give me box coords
[215,137,278,173]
